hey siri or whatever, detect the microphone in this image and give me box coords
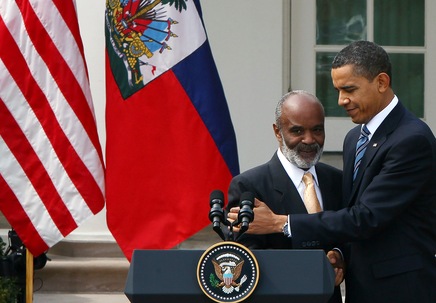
[209,190,225,240]
[237,192,254,234]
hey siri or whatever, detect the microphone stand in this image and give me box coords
[208,191,254,242]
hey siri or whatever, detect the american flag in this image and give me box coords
[0,0,105,257]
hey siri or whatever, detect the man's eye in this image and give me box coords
[291,128,303,135]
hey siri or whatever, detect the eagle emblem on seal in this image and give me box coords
[197,242,259,302]
[211,253,247,294]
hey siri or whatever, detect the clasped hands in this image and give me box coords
[227,198,345,286]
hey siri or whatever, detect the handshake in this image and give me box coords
[208,190,345,287]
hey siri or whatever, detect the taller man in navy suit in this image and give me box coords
[228,41,436,303]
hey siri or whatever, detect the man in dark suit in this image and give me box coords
[228,41,436,303]
[227,90,344,303]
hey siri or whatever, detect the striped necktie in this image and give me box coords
[353,125,370,181]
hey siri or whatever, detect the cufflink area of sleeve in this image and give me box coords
[282,222,291,238]
[301,241,321,248]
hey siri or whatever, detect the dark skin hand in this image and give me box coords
[228,198,345,286]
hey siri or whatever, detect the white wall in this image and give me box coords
[71,0,286,240]
[202,1,286,168]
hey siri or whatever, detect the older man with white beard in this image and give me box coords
[226,90,344,303]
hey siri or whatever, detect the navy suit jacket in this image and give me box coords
[227,152,344,303]
[290,102,436,303]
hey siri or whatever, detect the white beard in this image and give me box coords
[280,134,323,169]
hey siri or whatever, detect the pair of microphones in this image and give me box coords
[208,190,254,241]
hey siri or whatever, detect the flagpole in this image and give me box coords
[26,249,33,303]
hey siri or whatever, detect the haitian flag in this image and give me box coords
[105,0,239,260]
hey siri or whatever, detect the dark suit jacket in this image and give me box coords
[290,102,436,303]
[227,152,344,303]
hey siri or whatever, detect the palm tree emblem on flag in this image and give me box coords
[105,0,198,99]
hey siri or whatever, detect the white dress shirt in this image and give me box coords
[277,148,324,210]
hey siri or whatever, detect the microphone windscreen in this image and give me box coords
[210,189,224,200]
[240,191,254,203]
[210,190,224,206]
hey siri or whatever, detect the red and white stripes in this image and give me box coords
[0,0,104,256]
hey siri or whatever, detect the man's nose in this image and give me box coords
[302,131,315,144]
[338,93,350,106]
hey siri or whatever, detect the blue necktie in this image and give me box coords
[353,125,370,181]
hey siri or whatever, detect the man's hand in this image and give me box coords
[227,198,287,234]
[327,250,345,286]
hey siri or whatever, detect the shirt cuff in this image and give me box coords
[283,215,292,238]
[332,247,344,260]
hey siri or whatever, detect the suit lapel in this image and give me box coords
[348,102,406,201]
[316,164,339,211]
[343,126,359,202]
[268,154,307,214]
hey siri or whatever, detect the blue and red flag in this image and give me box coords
[105,0,239,260]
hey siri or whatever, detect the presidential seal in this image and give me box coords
[197,242,259,303]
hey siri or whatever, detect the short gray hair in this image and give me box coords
[274,90,322,130]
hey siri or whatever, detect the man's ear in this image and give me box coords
[377,72,391,92]
[273,124,282,141]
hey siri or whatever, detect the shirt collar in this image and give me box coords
[365,95,398,139]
